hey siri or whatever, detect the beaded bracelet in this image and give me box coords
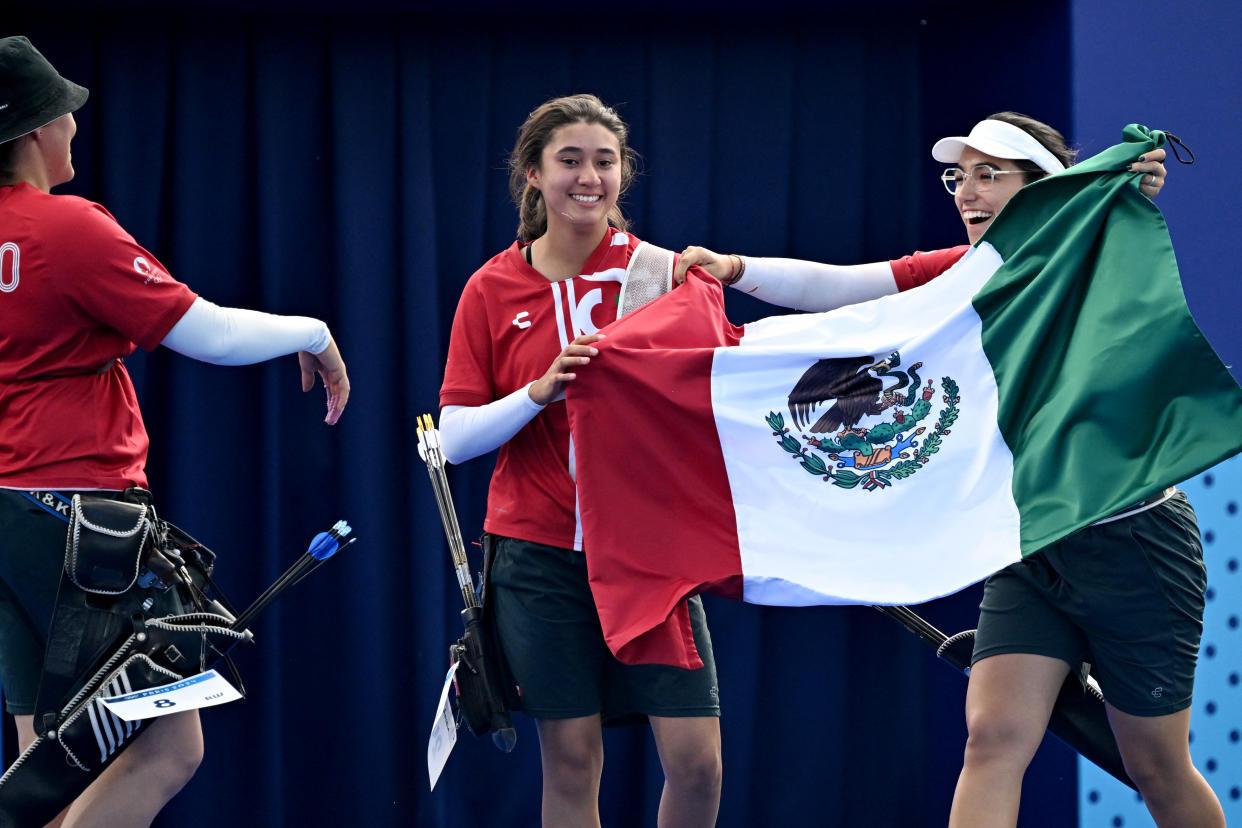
[722,254,746,286]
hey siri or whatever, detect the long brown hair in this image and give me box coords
[508,94,637,241]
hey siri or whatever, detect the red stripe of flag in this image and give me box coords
[569,273,744,668]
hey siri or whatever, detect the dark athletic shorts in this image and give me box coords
[0,489,88,715]
[972,491,1206,717]
[489,535,720,723]
[0,489,182,717]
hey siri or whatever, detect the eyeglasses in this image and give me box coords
[941,164,1029,194]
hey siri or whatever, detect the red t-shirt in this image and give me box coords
[0,183,197,489]
[441,227,637,550]
[889,245,971,292]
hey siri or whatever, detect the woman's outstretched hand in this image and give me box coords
[299,338,350,425]
[674,245,733,285]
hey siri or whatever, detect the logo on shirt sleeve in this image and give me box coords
[133,256,162,284]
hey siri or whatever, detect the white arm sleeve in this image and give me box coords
[161,297,332,365]
[439,383,546,465]
[728,257,900,312]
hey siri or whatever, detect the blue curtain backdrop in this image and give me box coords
[3,3,1084,826]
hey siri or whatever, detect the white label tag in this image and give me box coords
[427,661,460,790]
[98,669,242,722]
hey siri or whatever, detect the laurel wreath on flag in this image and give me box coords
[766,377,961,491]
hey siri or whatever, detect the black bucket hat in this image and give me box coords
[0,36,89,144]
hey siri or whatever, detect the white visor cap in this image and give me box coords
[932,118,1066,176]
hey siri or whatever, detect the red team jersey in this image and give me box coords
[441,227,638,550]
[0,183,197,489]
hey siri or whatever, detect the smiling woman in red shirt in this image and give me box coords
[439,94,722,828]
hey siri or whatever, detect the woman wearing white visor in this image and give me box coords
[674,112,1165,309]
[674,113,1224,828]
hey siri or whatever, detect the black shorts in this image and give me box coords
[0,489,183,717]
[489,535,720,723]
[0,489,86,715]
[973,491,1206,717]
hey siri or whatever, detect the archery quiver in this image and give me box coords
[416,416,518,752]
[451,603,517,748]
[450,532,519,750]
[0,491,249,828]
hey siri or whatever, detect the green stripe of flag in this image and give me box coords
[974,124,1242,554]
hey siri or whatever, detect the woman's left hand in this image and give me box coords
[1130,147,1167,199]
[299,338,350,425]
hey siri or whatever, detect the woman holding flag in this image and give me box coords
[673,114,1225,827]
[438,94,722,827]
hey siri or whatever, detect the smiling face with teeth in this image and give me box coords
[527,120,622,237]
[953,146,1035,244]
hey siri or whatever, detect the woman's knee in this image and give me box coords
[1117,738,1194,794]
[544,744,602,779]
[654,724,722,794]
[960,654,1067,765]
[1123,759,1173,795]
[538,720,604,788]
[665,745,722,795]
[166,729,204,786]
[137,712,204,791]
[961,707,1045,767]
[541,751,603,800]
[1108,705,1197,794]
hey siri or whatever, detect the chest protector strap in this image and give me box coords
[617,242,675,318]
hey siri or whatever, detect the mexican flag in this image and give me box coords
[566,125,1242,669]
